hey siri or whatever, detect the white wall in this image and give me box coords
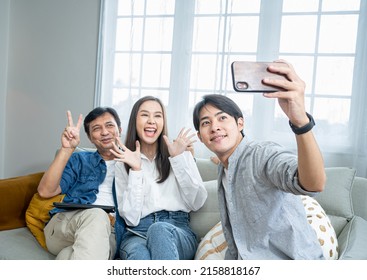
[2,0,101,178]
[0,0,10,178]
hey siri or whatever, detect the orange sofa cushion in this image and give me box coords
[0,172,44,231]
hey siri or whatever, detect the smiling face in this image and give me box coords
[88,112,121,158]
[197,104,244,166]
[136,100,164,148]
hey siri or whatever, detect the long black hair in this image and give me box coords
[124,96,171,183]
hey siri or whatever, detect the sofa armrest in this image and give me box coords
[0,172,44,230]
[352,177,367,221]
[337,216,367,260]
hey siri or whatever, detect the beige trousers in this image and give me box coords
[44,208,116,260]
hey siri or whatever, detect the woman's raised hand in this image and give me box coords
[111,139,142,171]
[163,128,197,157]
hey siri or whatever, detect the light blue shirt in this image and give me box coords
[218,137,325,260]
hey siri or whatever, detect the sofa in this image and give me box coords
[1,156,367,260]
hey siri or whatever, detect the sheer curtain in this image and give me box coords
[96,0,367,177]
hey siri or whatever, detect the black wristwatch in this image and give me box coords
[289,113,315,135]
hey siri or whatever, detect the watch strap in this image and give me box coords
[289,113,315,135]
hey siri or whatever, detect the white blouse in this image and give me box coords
[115,151,208,227]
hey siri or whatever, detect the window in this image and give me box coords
[96,0,367,176]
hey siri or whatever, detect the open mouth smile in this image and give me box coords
[144,128,157,137]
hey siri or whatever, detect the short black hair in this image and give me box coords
[193,94,244,135]
[84,107,121,137]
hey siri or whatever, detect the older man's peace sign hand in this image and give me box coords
[62,110,83,149]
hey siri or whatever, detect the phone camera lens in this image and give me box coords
[236,82,249,90]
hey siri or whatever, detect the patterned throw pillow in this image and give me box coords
[195,195,339,260]
[194,222,227,260]
[301,195,339,260]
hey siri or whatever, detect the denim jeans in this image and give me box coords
[120,210,197,260]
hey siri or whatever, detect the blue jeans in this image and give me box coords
[120,211,197,260]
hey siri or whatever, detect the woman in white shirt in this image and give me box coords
[113,96,208,260]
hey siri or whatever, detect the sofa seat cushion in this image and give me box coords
[327,215,349,237]
[337,216,367,260]
[0,227,55,260]
[0,172,44,230]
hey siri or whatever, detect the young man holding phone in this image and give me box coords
[192,60,326,259]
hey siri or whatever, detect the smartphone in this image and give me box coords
[231,61,288,92]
